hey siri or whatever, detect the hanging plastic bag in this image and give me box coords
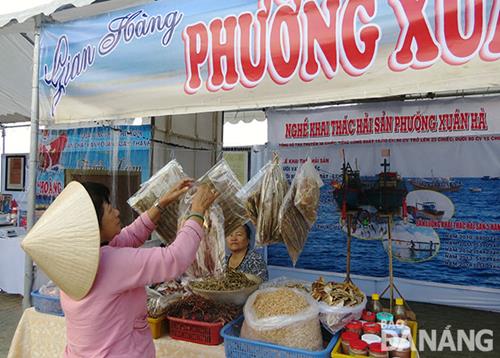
[237,161,273,224]
[240,287,322,351]
[128,160,188,243]
[294,158,324,226]
[197,159,247,236]
[178,192,226,279]
[256,155,289,246]
[278,158,323,265]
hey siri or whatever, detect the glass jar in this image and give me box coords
[349,339,369,356]
[363,322,382,336]
[388,337,411,358]
[341,331,359,354]
[369,342,389,358]
[345,321,363,336]
[367,293,384,314]
[362,310,377,322]
[362,334,382,345]
[376,312,394,324]
[393,298,407,321]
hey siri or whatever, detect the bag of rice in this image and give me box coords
[128,160,188,243]
[241,287,323,351]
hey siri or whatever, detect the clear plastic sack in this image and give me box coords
[128,160,188,244]
[278,158,323,265]
[318,295,367,335]
[259,276,312,293]
[39,280,60,297]
[178,192,226,279]
[197,159,247,236]
[241,287,322,351]
[146,283,185,318]
[294,158,324,226]
[255,155,289,246]
[237,161,273,224]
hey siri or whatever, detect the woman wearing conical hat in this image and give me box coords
[22,179,218,358]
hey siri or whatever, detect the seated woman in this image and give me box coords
[225,224,268,281]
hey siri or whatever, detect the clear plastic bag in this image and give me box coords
[39,280,60,297]
[146,284,185,319]
[259,276,312,293]
[241,287,322,351]
[278,159,323,265]
[178,193,226,279]
[237,161,273,224]
[197,159,247,236]
[128,160,188,243]
[294,158,324,226]
[256,155,289,246]
[318,294,367,335]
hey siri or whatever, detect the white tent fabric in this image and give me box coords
[0,34,33,123]
[0,0,95,28]
[0,0,152,123]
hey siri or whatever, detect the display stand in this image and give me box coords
[344,212,356,284]
[378,214,416,320]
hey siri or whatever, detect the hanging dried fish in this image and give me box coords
[128,160,188,244]
[197,159,247,236]
[256,155,288,245]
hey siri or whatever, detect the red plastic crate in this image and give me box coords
[167,316,224,345]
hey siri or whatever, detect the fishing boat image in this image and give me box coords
[469,187,482,193]
[407,202,444,220]
[333,154,407,213]
[332,159,363,210]
[409,170,462,192]
[362,158,408,213]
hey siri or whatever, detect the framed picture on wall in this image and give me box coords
[5,155,26,191]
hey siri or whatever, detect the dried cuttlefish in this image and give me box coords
[312,277,364,307]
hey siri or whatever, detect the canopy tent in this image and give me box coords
[1,0,499,312]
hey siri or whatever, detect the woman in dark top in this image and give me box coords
[224,223,268,281]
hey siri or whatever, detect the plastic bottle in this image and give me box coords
[393,298,407,321]
[367,293,383,314]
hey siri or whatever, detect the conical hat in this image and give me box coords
[22,181,100,301]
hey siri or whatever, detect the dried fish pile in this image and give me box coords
[190,268,256,291]
[253,288,308,318]
[256,156,289,245]
[197,159,247,237]
[166,294,241,324]
[312,277,364,307]
[128,160,187,243]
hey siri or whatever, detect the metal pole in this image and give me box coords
[23,15,42,309]
[387,215,394,312]
[345,214,352,283]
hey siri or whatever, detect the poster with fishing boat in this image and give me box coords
[264,97,500,292]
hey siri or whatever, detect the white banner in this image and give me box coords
[267,96,500,145]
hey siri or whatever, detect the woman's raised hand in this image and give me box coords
[191,184,219,213]
[158,178,194,207]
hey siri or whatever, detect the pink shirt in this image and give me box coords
[60,213,204,358]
